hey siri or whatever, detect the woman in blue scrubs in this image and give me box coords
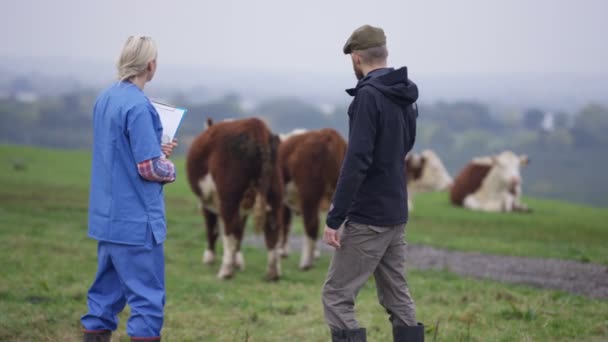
[81,36,177,342]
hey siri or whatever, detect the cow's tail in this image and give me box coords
[252,134,278,234]
[186,119,216,200]
[186,142,206,200]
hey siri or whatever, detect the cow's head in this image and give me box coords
[488,151,529,192]
[406,150,453,192]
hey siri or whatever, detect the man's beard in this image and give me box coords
[353,65,364,80]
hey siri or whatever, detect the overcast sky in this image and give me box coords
[1,0,607,75]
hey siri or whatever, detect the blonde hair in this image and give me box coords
[116,35,157,82]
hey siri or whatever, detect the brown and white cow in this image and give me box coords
[450,151,530,212]
[405,149,453,210]
[278,128,347,270]
[186,118,284,280]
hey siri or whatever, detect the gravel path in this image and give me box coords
[245,235,608,299]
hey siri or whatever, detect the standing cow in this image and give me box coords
[186,118,284,280]
[450,150,530,212]
[279,128,347,270]
[405,149,453,210]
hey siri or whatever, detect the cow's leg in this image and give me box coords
[469,195,503,212]
[264,179,284,281]
[278,205,292,258]
[407,194,414,212]
[264,226,281,281]
[299,202,321,271]
[234,215,247,271]
[512,184,531,213]
[463,194,482,211]
[217,216,240,279]
[313,214,323,260]
[213,168,253,280]
[217,200,244,280]
[502,193,516,212]
[202,208,219,265]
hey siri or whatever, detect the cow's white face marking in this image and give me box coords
[198,174,219,213]
[218,233,238,279]
[492,151,523,189]
[299,236,316,270]
[411,150,453,192]
[466,150,528,212]
[279,128,307,141]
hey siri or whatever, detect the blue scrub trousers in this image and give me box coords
[81,237,165,338]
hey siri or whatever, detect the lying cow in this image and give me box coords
[186,118,284,280]
[405,149,453,210]
[450,151,530,212]
[278,128,347,270]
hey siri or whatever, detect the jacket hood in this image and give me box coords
[346,67,418,106]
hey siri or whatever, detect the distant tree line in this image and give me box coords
[1,90,607,154]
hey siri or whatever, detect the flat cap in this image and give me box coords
[343,25,386,54]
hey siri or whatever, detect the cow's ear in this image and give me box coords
[520,155,530,165]
[206,118,214,128]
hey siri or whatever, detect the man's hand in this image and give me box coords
[161,139,178,158]
[323,225,341,248]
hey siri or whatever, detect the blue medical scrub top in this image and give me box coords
[88,81,166,246]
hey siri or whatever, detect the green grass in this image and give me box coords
[408,193,608,265]
[1,145,607,341]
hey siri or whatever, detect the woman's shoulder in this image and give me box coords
[100,82,152,110]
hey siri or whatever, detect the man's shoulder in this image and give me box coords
[352,85,382,108]
[355,84,380,97]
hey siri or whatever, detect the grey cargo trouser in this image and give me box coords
[322,220,417,331]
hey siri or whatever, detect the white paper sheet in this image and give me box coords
[151,100,187,144]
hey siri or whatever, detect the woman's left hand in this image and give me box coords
[161,139,178,158]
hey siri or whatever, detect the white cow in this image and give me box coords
[405,149,453,210]
[450,151,530,212]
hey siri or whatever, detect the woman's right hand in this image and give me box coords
[161,139,178,158]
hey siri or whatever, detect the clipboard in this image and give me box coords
[151,100,188,144]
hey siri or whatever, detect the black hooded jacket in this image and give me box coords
[326,67,419,229]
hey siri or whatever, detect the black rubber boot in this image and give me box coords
[393,323,424,342]
[331,328,367,342]
[83,330,111,342]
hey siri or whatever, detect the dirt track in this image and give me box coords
[246,235,608,299]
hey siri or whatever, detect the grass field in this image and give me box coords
[1,145,607,341]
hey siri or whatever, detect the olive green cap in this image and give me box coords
[342,25,386,54]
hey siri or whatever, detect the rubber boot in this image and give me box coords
[331,328,366,342]
[393,323,424,342]
[83,330,111,342]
